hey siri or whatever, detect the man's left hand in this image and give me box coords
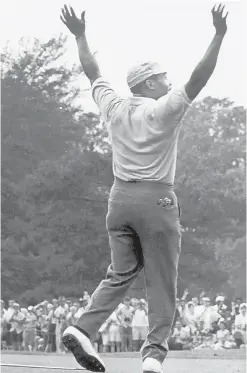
[60,5,86,37]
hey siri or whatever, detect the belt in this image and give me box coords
[115,177,173,187]
[115,177,174,187]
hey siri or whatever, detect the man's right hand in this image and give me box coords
[212,3,228,36]
[60,5,86,37]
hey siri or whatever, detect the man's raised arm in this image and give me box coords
[60,5,101,85]
[60,5,123,121]
[185,3,228,101]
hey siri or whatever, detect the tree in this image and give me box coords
[1,36,246,303]
[1,36,85,182]
[175,97,246,296]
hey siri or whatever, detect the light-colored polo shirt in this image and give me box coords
[25,312,37,329]
[132,308,149,327]
[92,78,191,184]
[10,311,26,333]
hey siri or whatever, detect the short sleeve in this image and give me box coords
[92,77,123,122]
[153,86,192,127]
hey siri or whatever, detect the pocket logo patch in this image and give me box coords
[157,197,173,207]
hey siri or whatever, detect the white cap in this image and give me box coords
[127,61,166,89]
[216,296,225,302]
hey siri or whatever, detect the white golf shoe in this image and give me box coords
[143,357,163,373]
[62,326,106,372]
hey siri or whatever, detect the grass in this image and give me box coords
[1,350,246,373]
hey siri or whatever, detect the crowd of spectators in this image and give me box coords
[1,290,246,353]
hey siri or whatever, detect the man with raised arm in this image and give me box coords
[60,4,228,372]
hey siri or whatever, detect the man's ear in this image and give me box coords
[145,78,155,90]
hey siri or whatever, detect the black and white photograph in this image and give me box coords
[0,0,246,372]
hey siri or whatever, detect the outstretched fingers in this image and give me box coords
[69,6,77,18]
[62,4,73,20]
[61,8,68,21]
[81,11,86,20]
[220,5,225,14]
[60,15,67,24]
[212,3,227,18]
[216,3,223,12]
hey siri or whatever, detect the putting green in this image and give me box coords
[1,350,246,373]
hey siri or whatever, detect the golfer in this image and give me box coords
[60,4,228,372]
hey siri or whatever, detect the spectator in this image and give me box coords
[37,337,45,352]
[172,298,181,329]
[231,323,244,349]
[184,301,197,334]
[83,291,91,304]
[4,300,14,323]
[52,299,58,309]
[212,296,227,316]
[54,296,68,353]
[23,306,37,352]
[1,292,245,353]
[214,319,232,350]
[66,299,73,309]
[1,301,6,346]
[116,296,134,352]
[35,306,43,339]
[223,309,235,331]
[193,320,205,348]
[192,297,198,306]
[194,331,216,350]
[132,299,148,352]
[93,330,103,353]
[131,298,139,309]
[199,291,206,305]
[99,317,111,353]
[108,308,122,353]
[66,306,77,326]
[73,301,80,312]
[231,297,243,317]
[199,297,221,332]
[4,300,15,348]
[34,336,41,352]
[46,303,57,352]
[38,309,49,351]
[74,299,86,320]
[209,320,219,335]
[1,300,6,313]
[9,303,26,351]
[178,299,187,326]
[235,303,247,345]
[170,320,192,350]
[59,314,68,353]
[42,301,49,311]
[193,297,205,319]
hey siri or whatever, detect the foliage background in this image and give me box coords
[1,37,246,305]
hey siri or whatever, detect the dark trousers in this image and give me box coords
[48,324,57,352]
[77,178,181,364]
[121,326,133,352]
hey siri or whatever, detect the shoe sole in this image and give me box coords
[62,334,105,372]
